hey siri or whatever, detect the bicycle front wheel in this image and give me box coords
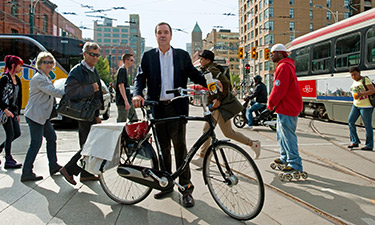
[204,142,264,220]
[99,141,157,205]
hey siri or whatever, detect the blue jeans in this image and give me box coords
[246,101,266,126]
[23,117,58,175]
[276,114,303,171]
[348,105,373,149]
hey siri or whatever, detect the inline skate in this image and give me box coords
[278,166,308,181]
[269,158,286,171]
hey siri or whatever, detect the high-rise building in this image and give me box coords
[202,29,240,79]
[238,0,372,91]
[190,22,203,57]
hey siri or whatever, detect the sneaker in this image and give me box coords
[191,157,204,168]
[251,140,261,159]
[246,125,253,130]
[4,156,22,169]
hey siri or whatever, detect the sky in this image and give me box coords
[49,0,239,49]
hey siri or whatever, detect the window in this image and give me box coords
[105,49,109,54]
[366,28,375,65]
[113,33,119,38]
[113,39,119,43]
[310,0,313,6]
[335,32,361,69]
[259,12,262,23]
[327,11,332,20]
[43,15,48,32]
[121,34,128,38]
[265,34,274,45]
[259,2,262,10]
[264,8,274,19]
[264,21,274,31]
[290,9,294,18]
[327,0,331,7]
[11,0,18,17]
[113,28,119,32]
[97,28,102,31]
[290,34,295,42]
[295,47,310,74]
[312,41,331,72]
[104,33,111,37]
[310,10,313,19]
[97,39,102,43]
[290,22,295,31]
[310,23,313,31]
[259,62,263,71]
[344,0,349,9]
[104,39,111,43]
[97,33,102,37]
[290,0,294,5]
[259,37,263,46]
[104,28,111,32]
[121,28,128,32]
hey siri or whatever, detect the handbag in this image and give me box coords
[56,94,99,121]
[0,109,8,125]
[218,92,244,121]
[361,76,375,107]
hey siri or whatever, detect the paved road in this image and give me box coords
[0,104,374,224]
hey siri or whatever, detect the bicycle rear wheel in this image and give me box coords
[204,142,264,220]
[99,141,157,205]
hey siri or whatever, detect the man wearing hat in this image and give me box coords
[192,50,261,168]
[267,43,303,173]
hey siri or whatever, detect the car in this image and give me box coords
[51,78,111,123]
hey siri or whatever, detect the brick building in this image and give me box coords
[0,0,81,39]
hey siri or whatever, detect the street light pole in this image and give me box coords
[314,4,338,23]
[30,0,40,34]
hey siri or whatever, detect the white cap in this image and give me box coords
[271,43,288,53]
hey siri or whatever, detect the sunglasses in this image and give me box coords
[87,52,101,57]
[41,61,54,64]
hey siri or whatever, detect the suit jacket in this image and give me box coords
[134,47,206,118]
[24,71,64,125]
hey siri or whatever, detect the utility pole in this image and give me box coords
[30,0,40,34]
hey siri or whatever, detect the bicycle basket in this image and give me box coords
[125,121,149,140]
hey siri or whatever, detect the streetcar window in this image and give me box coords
[295,47,309,74]
[0,38,40,65]
[366,28,375,65]
[335,32,360,69]
[312,41,331,72]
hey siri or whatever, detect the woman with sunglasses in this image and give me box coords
[21,52,65,182]
[0,55,23,169]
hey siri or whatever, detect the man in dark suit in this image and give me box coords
[132,22,207,208]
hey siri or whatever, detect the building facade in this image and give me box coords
[202,29,240,80]
[0,0,81,39]
[94,15,142,83]
[238,0,372,92]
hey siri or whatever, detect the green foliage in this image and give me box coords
[95,56,111,84]
[230,74,241,87]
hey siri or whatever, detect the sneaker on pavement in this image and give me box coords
[251,140,261,159]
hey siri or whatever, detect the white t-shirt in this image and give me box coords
[350,76,372,108]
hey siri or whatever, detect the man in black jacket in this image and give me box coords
[246,75,267,129]
[132,22,207,208]
[60,42,104,185]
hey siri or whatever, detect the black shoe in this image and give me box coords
[347,143,359,148]
[50,164,62,176]
[154,188,173,199]
[21,173,43,182]
[361,147,373,151]
[182,193,195,207]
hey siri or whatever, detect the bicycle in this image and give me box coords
[99,88,265,221]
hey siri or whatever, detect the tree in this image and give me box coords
[95,56,111,84]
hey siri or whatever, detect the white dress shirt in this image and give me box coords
[158,48,174,101]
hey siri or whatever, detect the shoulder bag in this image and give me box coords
[361,76,375,107]
[57,95,99,121]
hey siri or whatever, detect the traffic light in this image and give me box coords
[245,64,250,74]
[238,47,244,59]
[251,47,257,59]
[264,48,270,60]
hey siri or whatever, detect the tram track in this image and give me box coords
[250,118,375,224]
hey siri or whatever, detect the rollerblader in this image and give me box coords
[266,43,308,181]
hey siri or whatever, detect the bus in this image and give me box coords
[0,34,84,108]
[287,8,375,125]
